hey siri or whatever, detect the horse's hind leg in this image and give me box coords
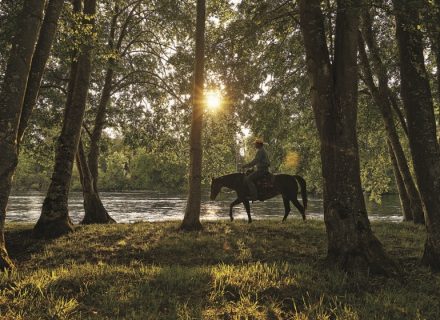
[291,198,306,220]
[243,200,252,223]
[229,198,242,221]
[282,196,291,222]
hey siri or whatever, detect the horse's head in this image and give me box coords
[210,177,222,200]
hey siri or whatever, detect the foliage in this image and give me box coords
[99,151,130,191]
[358,94,394,202]
[4,0,437,202]
[0,0,23,75]
[1,220,439,319]
[13,151,53,191]
[129,149,187,191]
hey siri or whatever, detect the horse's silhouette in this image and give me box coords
[210,173,307,223]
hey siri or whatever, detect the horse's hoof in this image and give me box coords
[248,220,252,224]
[230,217,234,222]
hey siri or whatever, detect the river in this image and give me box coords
[6,190,403,223]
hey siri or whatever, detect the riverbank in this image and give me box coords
[1,220,438,319]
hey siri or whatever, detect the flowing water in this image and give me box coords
[7,190,403,223]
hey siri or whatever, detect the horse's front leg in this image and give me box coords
[229,198,242,221]
[243,200,252,223]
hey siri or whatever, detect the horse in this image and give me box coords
[210,172,307,223]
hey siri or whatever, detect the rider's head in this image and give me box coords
[254,138,264,149]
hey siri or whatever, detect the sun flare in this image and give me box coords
[205,90,222,111]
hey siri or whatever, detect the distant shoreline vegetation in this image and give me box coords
[12,148,397,201]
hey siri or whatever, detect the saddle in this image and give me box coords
[255,172,274,188]
[245,170,275,199]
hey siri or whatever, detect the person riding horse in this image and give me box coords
[242,138,270,201]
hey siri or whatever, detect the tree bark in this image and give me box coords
[424,0,440,104]
[88,68,114,191]
[434,0,440,104]
[388,141,413,221]
[180,0,206,231]
[0,0,46,270]
[358,13,425,224]
[17,0,65,144]
[87,3,118,192]
[77,3,119,224]
[34,0,97,239]
[387,89,408,137]
[394,0,440,270]
[77,138,115,224]
[299,0,396,275]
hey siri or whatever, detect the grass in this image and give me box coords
[1,219,439,319]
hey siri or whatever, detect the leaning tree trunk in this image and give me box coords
[88,68,114,191]
[299,0,396,275]
[17,0,65,144]
[77,138,115,224]
[180,0,206,231]
[394,0,440,270]
[358,15,425,224]
[74,3,120,224]
[388,141,413,221]
[80,68,116,224]
[0,0,46,270]
[34,0,97,238]
[87,2,119,192]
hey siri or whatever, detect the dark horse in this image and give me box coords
[210,173,307,223]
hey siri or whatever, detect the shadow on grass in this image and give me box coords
[4,225,49,265]
[2,220,440,319]
[46,265,211,319]
[6,220,328,270]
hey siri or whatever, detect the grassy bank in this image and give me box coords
[1,219,439,319]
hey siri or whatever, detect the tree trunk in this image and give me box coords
[17,0,65,144]
[0,0,46,270]
[180,0,206,231]
[34,0,97,239]
[88,68,114,191]
[299,0,396,275]
[388,141,413,221]
[358,14,425,224]
[387,89,408,137]
[424,0,440,104]
[435,0,440,104]
[77,138,115,224]
[87,4,118,192]
[394,0,440,270]
[77,4,119,224]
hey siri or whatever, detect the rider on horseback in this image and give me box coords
[242,138,270,201]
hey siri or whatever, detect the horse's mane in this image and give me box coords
[217,172,243,179]
[214,172,244,189]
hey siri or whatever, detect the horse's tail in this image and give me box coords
[293,175,307,210]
